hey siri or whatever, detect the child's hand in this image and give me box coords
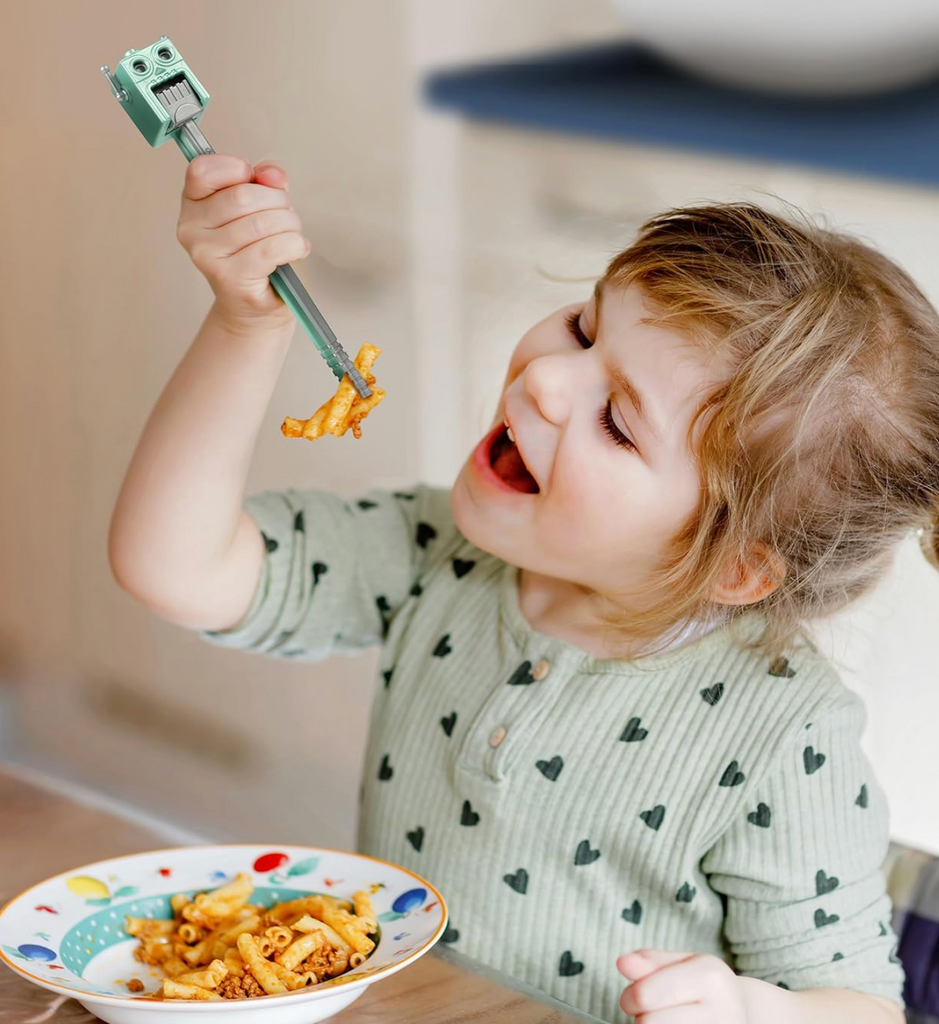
[617,950,749,1022]
[176,154,311,332]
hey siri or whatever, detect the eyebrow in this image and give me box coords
[593,282,660,443]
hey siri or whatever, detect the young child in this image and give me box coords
[109,153,939,1023]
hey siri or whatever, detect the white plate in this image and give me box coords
[0,844,446,1024]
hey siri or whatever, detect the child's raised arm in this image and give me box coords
[108,154,312,632]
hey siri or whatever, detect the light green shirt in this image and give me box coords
[205,484,904,1022]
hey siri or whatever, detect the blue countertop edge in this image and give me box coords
[424,40,939,190]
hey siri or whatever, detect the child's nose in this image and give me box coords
[522,351,577,426]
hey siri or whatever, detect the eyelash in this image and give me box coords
[564,309,591,349]
[563,309,637,453]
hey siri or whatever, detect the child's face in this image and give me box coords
[451,282,727,606]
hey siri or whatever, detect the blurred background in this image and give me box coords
[2,0,939,854]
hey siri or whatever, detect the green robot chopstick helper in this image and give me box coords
[100,36,385,441]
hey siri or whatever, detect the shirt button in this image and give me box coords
[489,726,507,748]
[531,659,550,681]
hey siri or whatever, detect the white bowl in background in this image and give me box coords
[608,0,939,96]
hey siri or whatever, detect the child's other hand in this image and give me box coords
[176,154,311,332]
[617,950,749,1022]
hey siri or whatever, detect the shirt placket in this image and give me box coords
[455,643,578,784]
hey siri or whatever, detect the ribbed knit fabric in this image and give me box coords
[205,484,905,1022]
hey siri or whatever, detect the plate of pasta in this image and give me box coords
[0,844,447,1024]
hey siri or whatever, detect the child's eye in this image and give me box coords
[564,309,592,348]
[600,401,636,452]
[564,309,635,452]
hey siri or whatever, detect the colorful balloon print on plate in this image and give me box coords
[65,875,139,907]
[251,850,323,884]
[0,845,446,1024]
[3,943,57,962]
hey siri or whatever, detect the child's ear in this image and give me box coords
[710,544,785,607]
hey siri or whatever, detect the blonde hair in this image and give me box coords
[600,201,939,656]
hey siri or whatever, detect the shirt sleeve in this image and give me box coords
[699,691,905,1008]
[201,484,453,660]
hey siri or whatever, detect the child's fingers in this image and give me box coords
[183,153,254,201]
[177,153,308,319]
[218,231,311,285]
[190,182,294,232]
[213,208,304,258]
[252,161,289,191]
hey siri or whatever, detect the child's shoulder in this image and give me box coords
[405,483,456,527]
[361,483,497,567]
[343,482,454,533]
[381,483,458,545]
[706,620,870,741]
[405,484,507,571]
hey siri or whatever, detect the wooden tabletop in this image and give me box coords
[0,764,595,1023]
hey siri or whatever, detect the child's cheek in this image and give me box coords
[503,347,530,391]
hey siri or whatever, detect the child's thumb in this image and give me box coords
[253,161,289,191]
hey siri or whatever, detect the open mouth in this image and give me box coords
[490,423,540,494]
